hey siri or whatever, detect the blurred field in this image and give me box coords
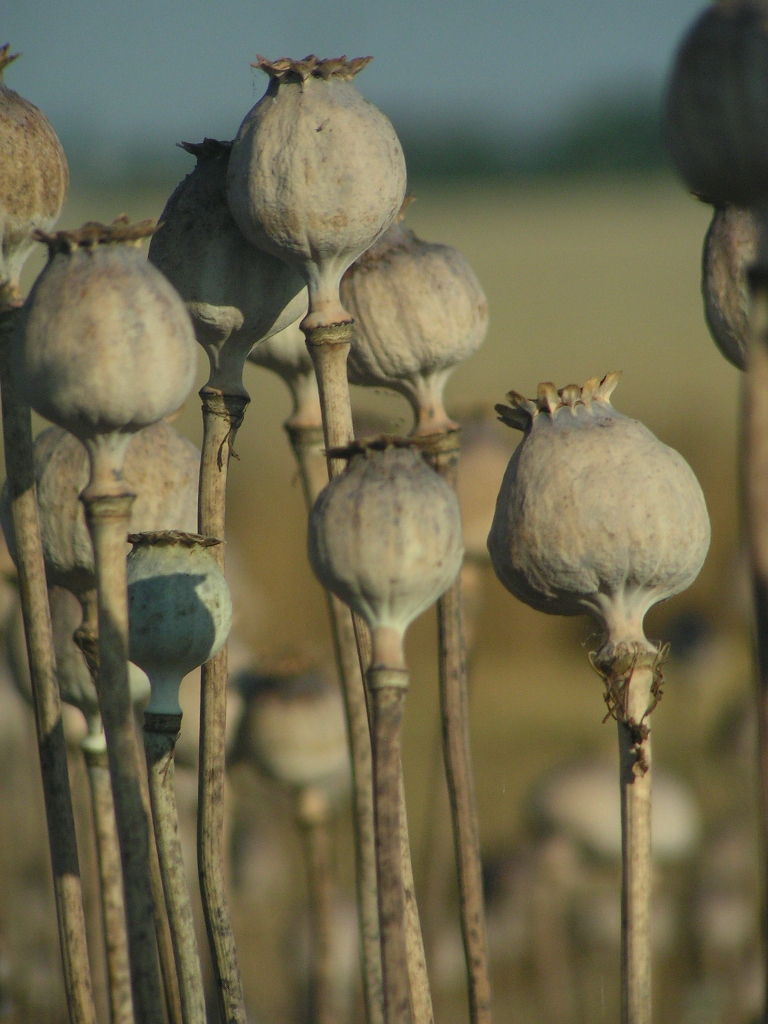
[5,174,759,1023]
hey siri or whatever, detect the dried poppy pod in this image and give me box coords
[128,532,232,719]
[309,438,464,670]
[341,217,488,436]
[489,374,710,1024]
[228,56,406,331]
[149,138,306,397]
[0,44,69,308]
[0,420,199,599]
[488,374,710,657]
[665,0,768,209]
[702,205,757,371]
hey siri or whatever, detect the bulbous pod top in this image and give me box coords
[308,437,464,668]
[702,205,757,371]
[455,411,513,562]
[231,663,350,799]
[0,420,199,597]
[148,138,307,396]
[665,0,768,208]
[247,317,321,428]
[227,55,407,330]
[7,585,150,728]
[487,374,710,653]
[0,45,69,307]
[341,218,488,436]
[128,532,232,717]
[15,219,197,496]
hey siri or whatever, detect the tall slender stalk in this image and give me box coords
[82,733,134,1024]
[145,713,207,1024]
[82,490,165,1024]
[296,786,336,1024]
[422,429,492,1024]
[197,385,248,1024]
[0,307,97,1024]
[287,419,384,1024]
[398,772,433,1024]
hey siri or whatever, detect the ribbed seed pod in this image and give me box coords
[149,138,306,396]
[0,44,69,307]
[341,218,488,436]
[228,56,406,330]
[702,205,757,371]
[488,374,710,655]
[0,420,199,598]
[309,438,463,667]
[665,0,768,208]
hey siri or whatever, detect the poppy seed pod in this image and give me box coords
[308,438,464,668]
[702,205,757,371]
[487,375,710,655]
[0,421,200,598]
[232,665,350,797]
[14,220,197,495]
[665,0,768,207]
[341,218,488,436]
[0,44,69,307]
[227,56,407,330]
[247,317,321,428]
[149,138,306,396]
[128,532,232,717]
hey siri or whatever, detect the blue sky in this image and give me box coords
[6,0,706,146]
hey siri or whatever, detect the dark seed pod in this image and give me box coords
[702,205,757,370]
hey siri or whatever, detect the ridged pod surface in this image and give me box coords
[308,439,463,665]
[0,421,199,596]
[665,0,768,207]
[228,56,406,330]
[149,139,306,393]
[702,204,757,371]
[15,220,197,487]
[487,375,710,651]
[341,219,488,435]
[0,45,69,305]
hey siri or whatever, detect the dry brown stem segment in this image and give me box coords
[296,787,335,1024]
[422,429,492,1024]
[0,310,97,1024]
[145,714,206,1024]
[197,386,248,1024]
[591,645,660,1024]
[369,668,413,1024]
[83,490,165,1024]
[286,421,384,1024]
[303,322,355,477]
[82,741,134,1024]
[398,771,434,1024]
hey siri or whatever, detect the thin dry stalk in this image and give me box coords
[422,430,492,1024]
[287,412,385,1024]
[369,669,412,1024]
[76,593,183,1024]
[0,308,97,1024]
[83,491,164,1024]
[296,787,336,1024]
[303,323,356,477]
[82,739,134,1024]
[145,714,206,1024]
[398,772,434,1024]
[197,385,248,1024]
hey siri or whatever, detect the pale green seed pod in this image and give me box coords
[128,532,232,716]
[487,375,710,652]
[227,56,407,330]
[341,219,488,436]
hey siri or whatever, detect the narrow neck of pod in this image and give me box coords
[82,434,134,503]
[419,427,461,488]
[303,322,355,478]
[144,671,185,718]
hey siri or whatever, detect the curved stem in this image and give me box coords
[296,787,335,1024]
[83,491,165,1024]
[82,734,134,1024]
[197,386,249,1024]
[0,311,97,1024]
[423,430,492,1024]
[145,715,206,1024]
[368,668,412,1024]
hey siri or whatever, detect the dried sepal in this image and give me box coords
[34,217,157,254]
[253,54,373,83]
[178,138,232,160]
[495,372,622,431]
[0,44,20,78]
